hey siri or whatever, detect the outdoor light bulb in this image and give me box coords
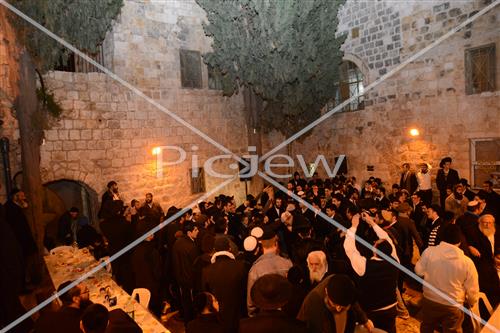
[152,147,161,155]
[409,128,420,137]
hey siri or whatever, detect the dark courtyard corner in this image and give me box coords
[0,0,499,332]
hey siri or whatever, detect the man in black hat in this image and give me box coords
[423,204,446,249]
[202,237,247,333]
[436,157,460,208]
[415,224,479,333]
[239,274,307,333]
[297,274,373,333]
[247,227,292,317]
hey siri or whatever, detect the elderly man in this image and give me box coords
[298,274,373,333]
[468,214,499,309]
[415,224,479,333]
[306,251,329,289]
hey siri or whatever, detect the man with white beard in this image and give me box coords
[469,214,500,309]
[306,251,329,289]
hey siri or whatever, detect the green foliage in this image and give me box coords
[36,87,62,118]
[196,0,346,137]
[10,0,123,72]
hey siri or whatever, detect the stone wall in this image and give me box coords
[262,0,500,195]
[42,70,248,208]
[38,0,250,208]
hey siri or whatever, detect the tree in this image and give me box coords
[196,0,347,138]
[6,0,123,253]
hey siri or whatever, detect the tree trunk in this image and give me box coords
[15,50,45,254]
[243,87,264,194]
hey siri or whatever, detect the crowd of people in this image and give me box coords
[1,156,499,333]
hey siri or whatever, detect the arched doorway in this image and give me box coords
[42,179,99,249]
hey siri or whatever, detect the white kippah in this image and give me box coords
[250,226,264,238]
[244,236,258,252]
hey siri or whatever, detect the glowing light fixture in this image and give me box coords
[409,128,420,137]
[152,147,161,155]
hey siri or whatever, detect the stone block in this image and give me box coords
[75,141,87,150]
[67,91,79,100]
[45,130,58,141]
[52,151,67,161]
[69,130,80,140]
[81,130,92,140]
[58,130,69,140]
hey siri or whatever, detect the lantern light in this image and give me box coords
[409,128,420,137]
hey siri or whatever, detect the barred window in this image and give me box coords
[465,44,496,95]
[180,49,203,89]
[190,167,206,194]
[470,138,500,190]
[329,61,365,112]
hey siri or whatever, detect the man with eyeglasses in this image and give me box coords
[34,280,92,333]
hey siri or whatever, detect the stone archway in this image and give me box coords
[42,179,99,249]
[343,52,371,84]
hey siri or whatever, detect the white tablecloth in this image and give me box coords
[44,248,169,333]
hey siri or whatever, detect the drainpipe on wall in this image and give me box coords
[0,137,12,196]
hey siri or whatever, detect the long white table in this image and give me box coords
[481,305,500,333]
[44,248,170,333]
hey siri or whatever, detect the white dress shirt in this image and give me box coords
[417,169,432,191]
[343,223,399,277]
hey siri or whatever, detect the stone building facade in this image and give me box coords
[263,0,500,193]
[1,0,499,217]
[4,1,251,212]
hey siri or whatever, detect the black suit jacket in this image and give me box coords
[469,228,500,306]
[34,306,82,333]
[400,171,418,194]
[4,200,38,257]
[239,310,307,333]
[436,168,460,193]
[172,235,200,288]
[202,255,248,332]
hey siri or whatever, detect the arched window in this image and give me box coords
[330,61,365,112]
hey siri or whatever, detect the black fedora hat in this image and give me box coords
[439,157,452,168]
[251,274,292,310]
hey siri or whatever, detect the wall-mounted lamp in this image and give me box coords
[152,147,161,155]
[409,128,420,137]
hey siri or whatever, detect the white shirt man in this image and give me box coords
[416,163,432,191]
[415,224,479,333]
